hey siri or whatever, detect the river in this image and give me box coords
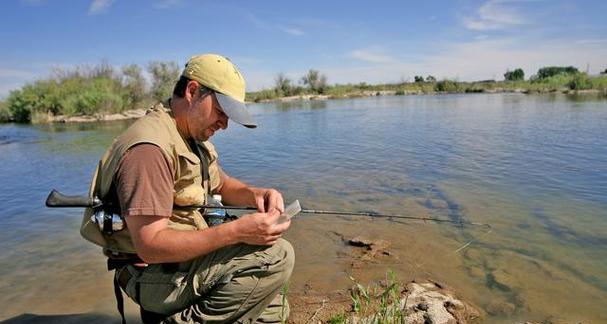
[0,93,605,323]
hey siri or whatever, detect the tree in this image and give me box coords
[536,66,578,79]
[122,64,147,106]
[414,75,424,83]
[600,68,607,75]
[425,75,436,82]
[301,69,327,94]
[274,73,294,97]
[147,61,180,102]
[504,68,525,81]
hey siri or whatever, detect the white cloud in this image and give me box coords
[463,0,527,31]
[242,37,607,90]
[0,68,39,98]
[576,39,607,45]
[88,0,114,15]
[244,12,305,37]
[280,27,304,36]
[349,48,398,64]
[154,0,182,9]
[0,68,37,79]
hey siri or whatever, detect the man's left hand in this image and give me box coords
[254,188,284,214]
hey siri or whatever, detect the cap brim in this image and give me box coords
[215,93,257,128]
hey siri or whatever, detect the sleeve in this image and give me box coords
[114,143,175,217]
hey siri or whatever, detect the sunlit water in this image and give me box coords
[0,93,605,323]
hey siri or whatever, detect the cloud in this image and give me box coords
[280,27,304,36]
[0,68,39,98]
[153,0,182,9]
[243,36,607,91]
[0,68,37,79]
[349,48,398,64]
[88,0,114,15]
[576,39,607,45]
[463,0,527,31]
[244,12,305,37]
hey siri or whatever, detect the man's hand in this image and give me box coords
[254,188,284,214]
[232,209,290,246]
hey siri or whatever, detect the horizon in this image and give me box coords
[1,0,606,98]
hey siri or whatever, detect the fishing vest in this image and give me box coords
[80,102,221,254]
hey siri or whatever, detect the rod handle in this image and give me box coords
[45,189,100,208]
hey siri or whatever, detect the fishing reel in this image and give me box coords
[91,209,125,234]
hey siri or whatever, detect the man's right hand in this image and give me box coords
[231,209,291,246]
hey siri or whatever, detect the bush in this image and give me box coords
[301,69,328,94]
[0,101,11,122]
[435,79,462,92]
[569,73,592,90]
[147,61,180,102]
[504,68,524,81]
[537,66,578,79]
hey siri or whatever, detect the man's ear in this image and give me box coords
[185,81,199,102]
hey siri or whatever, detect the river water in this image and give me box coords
[0,93,605,323]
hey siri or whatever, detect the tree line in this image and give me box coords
[0,61,181,123]
[2,63,606,123]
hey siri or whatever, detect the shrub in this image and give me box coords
[435,79,462,92]
[537,66,578,79]
[147,61,180,102]
[504,68,525,81]
[301,69,328,94]
[569,73,592,90]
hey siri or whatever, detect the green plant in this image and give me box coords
[569,73,592,90]
[280,282,289,324]
[435,79,462,92]
[504,68,525,81]
[301,69,328,94]
[147,61,180,102]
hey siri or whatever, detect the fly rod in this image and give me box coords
[192,205,490,227]
[46,189,490,228]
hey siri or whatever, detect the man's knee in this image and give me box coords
[267,238,295,281]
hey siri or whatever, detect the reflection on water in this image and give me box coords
[0,93,606,323]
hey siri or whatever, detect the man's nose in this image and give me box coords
[218,115,229,130]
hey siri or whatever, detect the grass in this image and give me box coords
[327,270,407,324]
[280,282,289,324]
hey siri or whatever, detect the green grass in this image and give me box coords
[328,270,407,324]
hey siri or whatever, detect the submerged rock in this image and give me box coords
[485,300,516,317]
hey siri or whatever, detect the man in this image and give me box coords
[81,54,294,323]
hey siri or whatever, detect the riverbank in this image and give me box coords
[250,87,606,104]
[9,87,607,125]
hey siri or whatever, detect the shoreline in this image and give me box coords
[6,88,605,125]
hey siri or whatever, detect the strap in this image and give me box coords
[113,270,127,324]
[188,139,211,195]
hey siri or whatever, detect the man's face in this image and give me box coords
[188,89,229,141]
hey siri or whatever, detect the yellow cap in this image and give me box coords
[182,54,256,128]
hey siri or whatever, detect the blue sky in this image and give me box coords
[1,0,606,97]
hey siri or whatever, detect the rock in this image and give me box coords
[485,300,516,317]
[346,236,392,260]
[399,282,482,324]
[467,266,486,280]
[490,269,518,291]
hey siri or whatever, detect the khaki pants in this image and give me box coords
[117,239,295,323]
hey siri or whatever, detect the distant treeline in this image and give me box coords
[246,66,607,102]
[2,63,607,123]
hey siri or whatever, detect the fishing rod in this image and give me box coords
[203,204,490,227]
[45,189,490,228]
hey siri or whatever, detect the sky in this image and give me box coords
[1,0,606,97]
